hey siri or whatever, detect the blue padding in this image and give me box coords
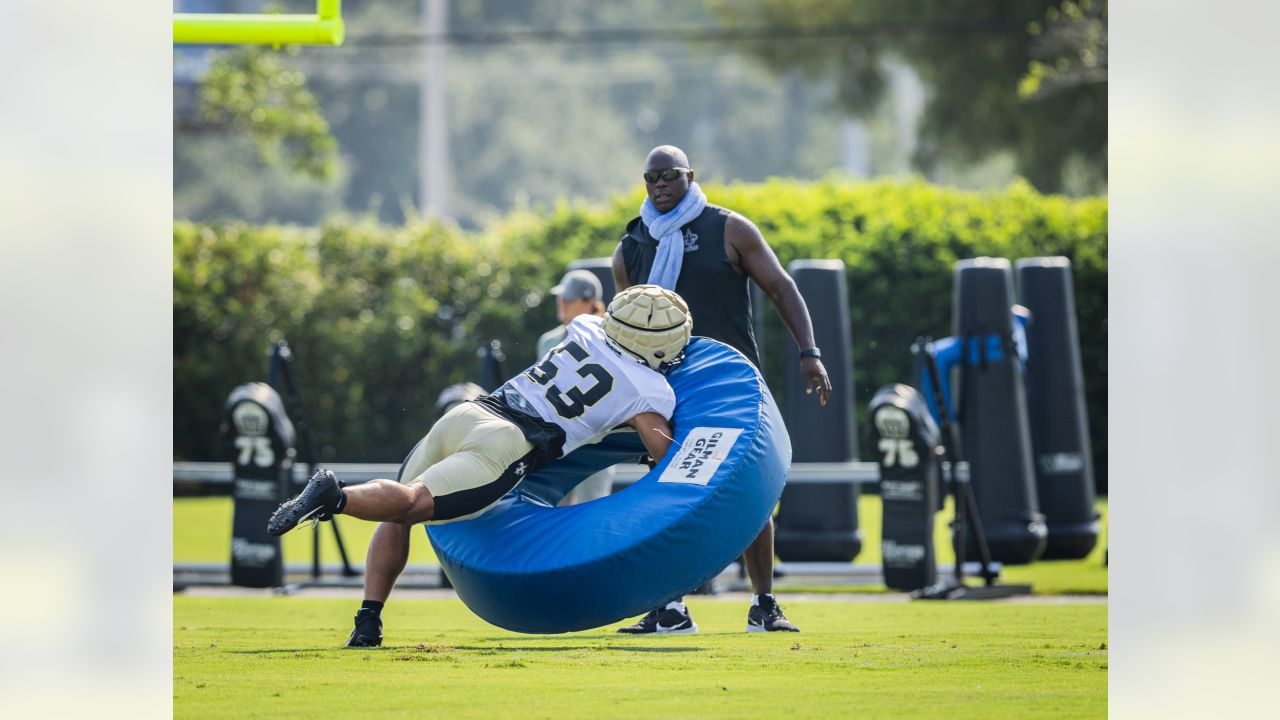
[508,429,646,508]
[919,314,1031,425]
[425,338,791,633]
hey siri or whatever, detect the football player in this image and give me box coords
[267,285,691,646]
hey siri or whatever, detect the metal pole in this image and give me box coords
[918,337,999,587]
[420,0,449,218]
[271,341,356,578]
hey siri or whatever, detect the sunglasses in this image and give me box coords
[643,167,692,183]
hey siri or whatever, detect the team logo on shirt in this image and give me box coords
[682,228,699,253]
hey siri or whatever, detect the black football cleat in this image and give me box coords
[746,595,800,632]
[267,468,343,536]
[617,604,698,635]
[345,608,383,648]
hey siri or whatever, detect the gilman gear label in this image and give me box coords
[658,427,743,486]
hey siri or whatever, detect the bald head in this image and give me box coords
[643,145,694,213]
[647,145,690,169]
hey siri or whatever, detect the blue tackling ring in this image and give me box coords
[424,338,791,633]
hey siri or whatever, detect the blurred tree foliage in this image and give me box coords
[1018,0,1107,101]
[197,46,341,181]
[174,177,1107,492]
[175,41,349,224]
[708,0,1107,194]
[173,132,347,223]
[174,216,538,462]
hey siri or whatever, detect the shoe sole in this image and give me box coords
[268,503,324,536]
[619,623,699,635]
[269,477,338,536]
[745,624,800,632]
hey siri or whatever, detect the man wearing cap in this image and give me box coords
[537,269,613,506]
[537,270,606,358]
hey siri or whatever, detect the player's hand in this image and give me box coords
[800,357,832,406]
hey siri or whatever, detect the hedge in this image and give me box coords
[174,177,1107,490]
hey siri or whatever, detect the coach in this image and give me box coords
[611,144,832,634]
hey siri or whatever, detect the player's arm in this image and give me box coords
[611,242,633,291]
[627,412,673,465]
[726,214,832,405]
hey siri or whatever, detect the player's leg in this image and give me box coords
[343,442,522,527]
[743,516,775,594]
[414,403,534,523]
[270,406,466,536]
[744,517,799,632]
[340,402,539,521]
[346,521,410,648]
[267,467,436,534]
[339,478,435,523]
[362,522,411,603]
[345,407,532,645]
[345,426,447,647]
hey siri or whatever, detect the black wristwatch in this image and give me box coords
[799,347,822,360]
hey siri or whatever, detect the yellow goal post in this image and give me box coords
[174,0,344,46]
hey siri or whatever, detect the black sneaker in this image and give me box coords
[345,609,383,648]
[616,608,660,634]
[746,595,799,632]
[617,604,698,634]
[267,468,343,536]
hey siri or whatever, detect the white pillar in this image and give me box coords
[841,120,868,177]
[420,0,449,219]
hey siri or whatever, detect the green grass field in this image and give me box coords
[175,493,1107,717]
[175,596,1106,719]
[174,496,1108,594]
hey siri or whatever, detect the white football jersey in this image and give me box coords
[508,315,676,455]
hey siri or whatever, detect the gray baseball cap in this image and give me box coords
[550,269,602,301]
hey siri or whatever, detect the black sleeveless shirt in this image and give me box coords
[619,204,761,368]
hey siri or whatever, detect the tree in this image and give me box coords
[709,0,1107,194]
[174,44,349,223]
[1018,0,1107,101]
[196,46,341,181]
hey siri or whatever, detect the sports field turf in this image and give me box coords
[175,494,1107,717]
[174,595,1106,718]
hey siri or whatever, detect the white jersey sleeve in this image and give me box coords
[508,315,676,456]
